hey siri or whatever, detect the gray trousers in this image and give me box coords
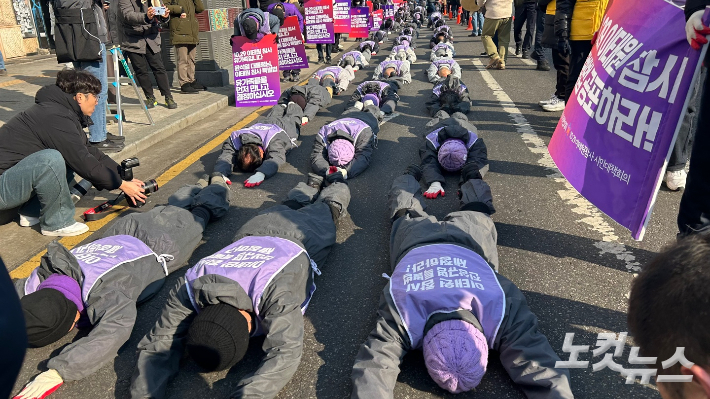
[0,149,76,231]
[387,174,499,271]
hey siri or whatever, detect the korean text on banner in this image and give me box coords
[350,7,370,38]
[232,34,281,107]
[305,0,335,44]
[333,0,351,33]
[383,4,394,20]
[372,9,383,30]
[547,1,710,240]
[278,16,309,70]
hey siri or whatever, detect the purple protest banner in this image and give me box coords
[232,34,280,107]
[372,9,383,30]
[304,0,335,44]
[278,16,309,70]
[382,4,394,20]
[333,0,351,33]
[548,1,710,240]
[350,6,369,38]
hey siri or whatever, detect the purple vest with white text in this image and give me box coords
[315,66,346,81]
[230,123,287,151]
[390,244,505,349]
[359,41,377,52]
[432,43,454,53]
[318,118,370,146]
[382,60,405,73]
[426,127,477,149]
[391,44,410,53]
[433,58,456,70]
[341,51,363,63]
[184,236,315,336]
[24,235,160,303]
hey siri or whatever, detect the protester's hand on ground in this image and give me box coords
[337,167,348,179]
[302,117,309,125]
[244,172,265,188]
[120,180,146,205]
[686,9,710,50]
[328,166,338,175]
[424,182,445,199]
[13,370,63,399]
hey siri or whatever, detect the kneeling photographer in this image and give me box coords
[0,69,146,237]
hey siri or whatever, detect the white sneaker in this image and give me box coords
[542,97,566,112]
[19,214,40,227]
[42,222,89,237]
[538,94,557,106]
[363,99,374,107]
[353,101,364,110]
[664,169,687,191]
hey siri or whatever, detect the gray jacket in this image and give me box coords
[118,0,169,53]
[350,175,573,398]
[277,85,332,121]
[426,59,462,83]
[13,183,230,381]
[213,103,303,179]
[310,108,380,178]
[372,60,412,84]
[130,183,349,399]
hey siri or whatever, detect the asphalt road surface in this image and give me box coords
[10,19,684,399]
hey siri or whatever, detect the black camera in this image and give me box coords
[120,157,159,208]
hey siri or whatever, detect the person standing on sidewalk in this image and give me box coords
[52,0,122,151]
[513,0,537,59]
[165,0,207,94]
[477,0,512,69]
[0,49,7,76]
[537,0,568,111]
[118,0,177,109]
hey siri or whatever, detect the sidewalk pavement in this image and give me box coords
[0,39,357,271]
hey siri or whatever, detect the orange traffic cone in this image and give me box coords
[456,10,461,24]
[466,16,473,30]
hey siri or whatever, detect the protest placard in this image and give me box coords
[548,2,710,240]
[372,9,383,30]
[277,16,309,70]
[304,0,335,44]
[333,0,351,33]
[232,34,280,107]
[350,6,370,38]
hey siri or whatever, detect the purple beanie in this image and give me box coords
[328,138,356,166]
[37,274,84,313]
[423,319,488,393]
[362,93,380,107]
[438,139,468,172]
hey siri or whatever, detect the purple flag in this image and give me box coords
[232,34,281,107]
[350,6,370,38]
[548,1,710,240]
[333,0,351,33]
[304,0,335,44]
[278,16,309,70]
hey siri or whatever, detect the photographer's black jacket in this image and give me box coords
[0,85,123,190]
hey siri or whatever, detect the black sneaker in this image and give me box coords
[145,96,157,109]
[316,58,324,64]
[191,81,207,91]
[181,83,199,94]
[291,71,300,81]
[515,44,521,55]
[106,132,125,142]
[90,139,125,152]
[166,97,178,109]
[326,57,332,65]
[536,59,551,71]
[522,50,530,59]
[404,164,423,181]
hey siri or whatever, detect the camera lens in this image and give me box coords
[143,179,159,194]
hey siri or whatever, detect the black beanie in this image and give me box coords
[186,303,250,371]
[290,93,307,111]
[271,6,285,25]
[21,288,78,347]
[242,18,259,40]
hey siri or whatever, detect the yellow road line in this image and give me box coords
[9,105,269,279]
[0,75,54,89]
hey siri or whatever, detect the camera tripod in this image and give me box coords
[107,46,155,136]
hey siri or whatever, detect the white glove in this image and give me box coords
[220,173,232,185]
[686,9,710,50]
[14,370,64,399]
[337,167,348,179]
[244,172,265,188]
[353,101,364,110]
[301,117,309,125]
[424,182,445,199]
